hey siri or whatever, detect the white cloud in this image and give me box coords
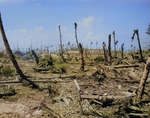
[79,16,94,29]
[83,32,104,41]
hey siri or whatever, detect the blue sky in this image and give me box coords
[0,0,150,52]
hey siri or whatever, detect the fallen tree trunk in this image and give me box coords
[108,64,139,69]
[136,56,150,101]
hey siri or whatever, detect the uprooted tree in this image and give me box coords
[0,13,38,88]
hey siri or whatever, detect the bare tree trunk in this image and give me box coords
[121,43,124,59]
[108,34,111,63]
[32,50,39,64]
[136,56,150,101]
[113,31,116,57]
[103,42,107,62]
[79,43,84,71]
[131,29,143,61]
[58,25,65,62]
[0,13,38,88]
[74,23,79,49]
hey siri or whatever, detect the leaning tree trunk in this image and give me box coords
[136,56,150,101]
[0,13,38,88]
[131,29,143,61]
[103,42,107,62]
[79,43,84,71]
[32,50,39,64]
[108,34,111,64]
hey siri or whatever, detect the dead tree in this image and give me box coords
[32,50,39,64]
[121,43,124,59]
[113,31,116,57]
[108,34,112,63]
[79,43,84,71]
[0,13,38,88]
[74,23,79,48]
[131,29,143,61]
[58,25,65,62]
[136,56,150,101]
[103,42,107,62]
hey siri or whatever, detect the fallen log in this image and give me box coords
[113,64,139,68]
[0,89,16,98]
[81,93,136,101]
[0,80,21,84]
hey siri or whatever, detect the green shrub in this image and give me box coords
[50,64,67,73]
[94,56,104,62]
[2,66,14,77]
[38,54,54,68]
[66,56,72,61]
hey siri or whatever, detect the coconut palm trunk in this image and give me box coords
[0,13,38,88]
[131,29,143,61]
[136,56,150,101]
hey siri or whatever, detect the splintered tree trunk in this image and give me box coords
[136,56,150,101]
[137,32,143,61]
[58,25,65,62]
[131,30,143,61]
[113,31,116,57]
[103,42,107,62]
[121,43,124,59]
[74,23,79,49]
[121,47,124,59]
[0,14,38,88]
[79,43,84,71]
[32,50,39,64]
[108,34,111,63]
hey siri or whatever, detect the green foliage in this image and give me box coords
[50,64,67,73]
[66,55,72,61]
[94,56,104,62]
[2,66,14,77]
[38,54,54,68]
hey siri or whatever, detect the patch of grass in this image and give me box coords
[66,55,72,62]
[50,64,67,73]
[2,66,14,77]
[94,56,104,62]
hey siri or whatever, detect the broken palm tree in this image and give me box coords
[108,34,111,65]
[113,31,117,57]
[121,43,124,59]
[131,29,143,61]
[103,42,107,62]
[136,55,150,101]
[74,23,79,49]
[79,43,84,71]
[31,50,39,64]
[58,25,65,62]
[0,13,38,88]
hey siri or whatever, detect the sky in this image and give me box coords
[0,0,150,52]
